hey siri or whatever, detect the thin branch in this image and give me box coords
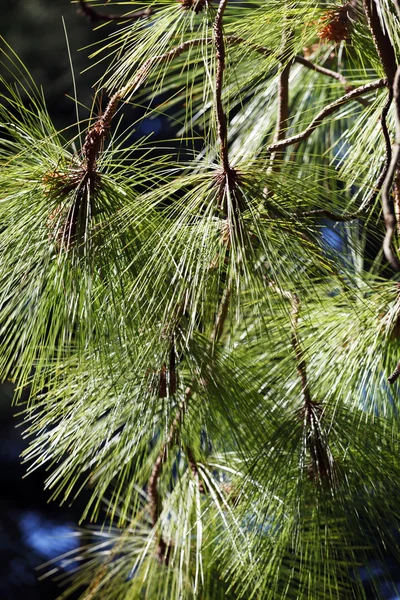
[80,38,207,164]
[77,0,152,23]
[388,360,400,384]
[147,278,231,560]
[147,389,191,561]
[363,0,397,85]
[270,284,336,485]
[82,91,121,173]
[185,445,206,493]
[213,0,230,173]
[268,285,310,402]
[381,70,400,271]
[273,36,292,146]
[294,55,369,108]
[295,54,347,86]
[120,38,206,98]
[267,79,387,152]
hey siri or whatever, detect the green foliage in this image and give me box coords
[3,1,400,598]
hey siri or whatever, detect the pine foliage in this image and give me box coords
[3,0,400,598]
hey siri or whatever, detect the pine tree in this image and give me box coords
[3,0,400,597]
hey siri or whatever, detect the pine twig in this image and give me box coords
[267,79,388,153]
[270,284,335,485]
[185,445,206,493]
[388,360,400,384]
[147,388,192,561]
[77,0,152,23]
[289,292,311,405]
[379,82,400,272]
[294,55,370,108]
[363,0,397,85]
[213,0,231,174]
[381,70,400,271]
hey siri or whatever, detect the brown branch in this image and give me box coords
[381,70,400,271]
[213,0,230,174]
[77,0,152,23]
[267,79,388,153]
[363,0,397,85]
[295,54,348,86]
[80,38,208,169]
[147,388,191,561]
[185,445,206,493]
[271,284,336,485]
[388,360,400,384]
[393,170,400,235]
[82,91,122,173]
[274,63,290,145]
[147,282,231,559]
[294,55,370,108]
[268,285,310,402]
[363,1,399,269]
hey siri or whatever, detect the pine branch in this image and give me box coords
[213,0,231,174]
[270,284,336,486]
[147,389,191,562]
[147,281,231,560]
[294,55,370,107]
[363,0,397,84]
[82,91,122,173]
[77,0,152,23]
[185,445,206,493]
[267,79,388,152]
[381,72,400,271]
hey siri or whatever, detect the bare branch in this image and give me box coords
[294,55,369,108]
[185,446,206,493]
[388,360,400,384]
[147,389,191,561]
[295,54,347,86]
[267,79,387,153]
[381,71,400,271]
[77,0,152,23]
[363,0,397,85]
[213,0,230,173]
